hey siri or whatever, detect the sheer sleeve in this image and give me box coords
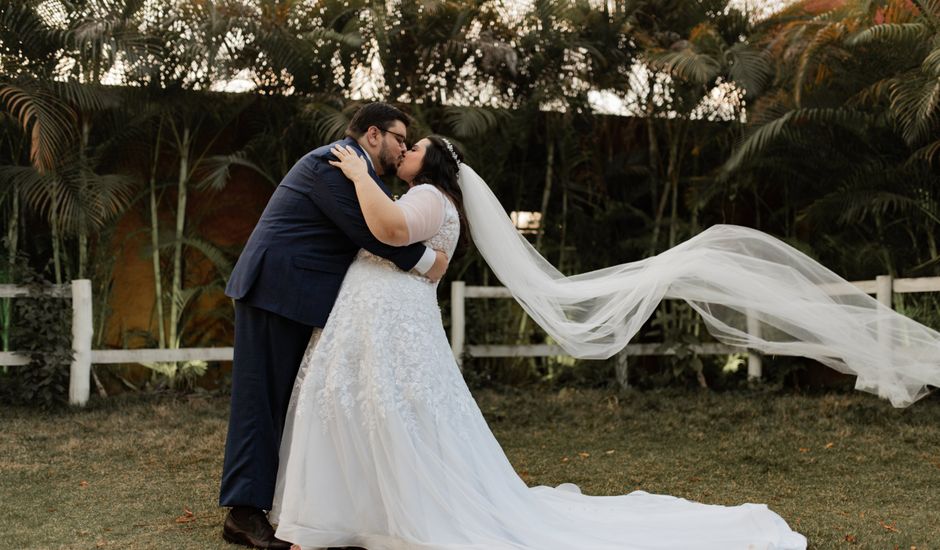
[396,184,447,245]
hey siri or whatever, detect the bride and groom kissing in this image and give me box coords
[218,102,451,548]
[214,101,814,549]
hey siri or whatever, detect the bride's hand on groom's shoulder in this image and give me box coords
[329,144,369,181]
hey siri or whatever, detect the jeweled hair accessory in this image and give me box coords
[440,137,460,166]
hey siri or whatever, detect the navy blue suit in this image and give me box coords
[219,138,427,510]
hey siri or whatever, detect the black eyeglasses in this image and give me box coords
[380,128,408,147]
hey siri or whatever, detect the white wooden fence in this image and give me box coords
[449,275,940,388]
[0,280,232,406]
[2,274,939,405]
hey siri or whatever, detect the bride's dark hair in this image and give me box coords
[411,135,469,260]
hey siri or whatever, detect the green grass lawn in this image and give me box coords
[2,388,938,549]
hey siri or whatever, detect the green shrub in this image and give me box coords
[0,257,73,409]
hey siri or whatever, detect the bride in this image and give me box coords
[270,134,939,549]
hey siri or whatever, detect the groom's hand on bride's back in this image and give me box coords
[426,250,449,282]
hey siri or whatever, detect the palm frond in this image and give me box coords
[180,237,233,283]
[49,81,121,112]
[154,235,234,283]
[795,22,847,106]
[723,108,871,174]
[648,49,721,85]
[444,106,503,138]
[169,286,203,325]
[78,172,137,230]
[846,78,895,108]
[13,164,59,219]
[0,164,55,212]
[841,189,940,226]
[890,73,940,145]
[910,138,940,164]
[304,101,354,143]
[0,79,76,173]
[0,1,65,72]
[14,155,136,233]
[301,27,363,49]
[197,152,278,191]
[725,43,773,98]
[922,45,940,76]
[846,23,930,46]
[914,0,940,25]
[530,0,574,25]
[65,7,165,80]
[723,110,800,173]
[52,173,136,233]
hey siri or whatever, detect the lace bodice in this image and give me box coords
[418,190,460,259]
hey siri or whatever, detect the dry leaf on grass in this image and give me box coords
[175,508,196,524]
[879,520,900,533]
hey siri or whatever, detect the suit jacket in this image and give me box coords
[225,137,427,327]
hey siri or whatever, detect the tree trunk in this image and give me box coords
[665,120,687,248]
[2,185,18,370]
[51,179,62,285]
[646,73,665,256]
[150,117,167,349]
[535,138,555,253]
[78,119,91,279]
[558,180,568,270]
[647,124,669,255]
[649,181,671,255]
[926,224,938,262]
[169,124,191,351]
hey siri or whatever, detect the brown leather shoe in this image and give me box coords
[222,507,292,549]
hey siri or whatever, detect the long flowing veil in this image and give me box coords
[457,163,940,407]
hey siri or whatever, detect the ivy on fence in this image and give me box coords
[0,256,74,409]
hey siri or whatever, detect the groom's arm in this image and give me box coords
[304,158,437,274]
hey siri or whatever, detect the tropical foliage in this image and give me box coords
[1,0,937,395]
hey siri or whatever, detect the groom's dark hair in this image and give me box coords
[345,102,410,138]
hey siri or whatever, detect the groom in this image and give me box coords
[219,102,448,548]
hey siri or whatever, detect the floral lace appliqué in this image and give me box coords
[292,197,477,438]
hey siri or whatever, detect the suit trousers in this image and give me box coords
[219,301,315,510]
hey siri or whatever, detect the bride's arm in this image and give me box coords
[330,144,408,245]
[329,144,445,246]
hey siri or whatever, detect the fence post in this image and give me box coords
[875,275,893,308]
[69,279,93,406]
[746,311,762,381]
[875,274,894,350]
[451,281,466,371]
[615,349,629,390]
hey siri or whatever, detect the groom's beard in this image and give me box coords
[378,142,400,176]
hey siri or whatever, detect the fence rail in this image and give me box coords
[3,273,940,406]
[0,280,92,405]
[450,274,940,388]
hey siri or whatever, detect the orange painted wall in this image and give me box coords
[98,166,274,391]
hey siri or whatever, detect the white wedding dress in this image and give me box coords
[269,184,806,550]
